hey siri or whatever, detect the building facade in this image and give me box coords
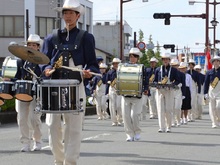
[0,0,93,65]
[93,20,132,63]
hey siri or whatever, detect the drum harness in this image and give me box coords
[50,29,86,112]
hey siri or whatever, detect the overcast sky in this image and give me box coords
[89,0,220,54]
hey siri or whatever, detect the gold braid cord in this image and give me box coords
[149,74,155,83]
[159,76,168,85]
[54,56,63,69]
[211,77,219,88]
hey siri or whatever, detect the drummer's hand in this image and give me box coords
[83,70,92,79]
[44,69,53,77]
[143,90,148,95]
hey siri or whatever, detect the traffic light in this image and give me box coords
[153,13,171,25]
[163,44,175,52]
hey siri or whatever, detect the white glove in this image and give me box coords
[204,94,209,100]
[182,96,185,100]
[178,83,182,88]
[105,94,109,99]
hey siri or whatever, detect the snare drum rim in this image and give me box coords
[41,79,80,85]
[15,80,33,84]
[0,81,15,85]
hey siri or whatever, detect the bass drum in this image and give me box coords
[116,63,144,98]
[1,56,17,78]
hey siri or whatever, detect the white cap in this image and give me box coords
[188,59,196,64]
[150,57,158,63]
[194,64,202,69]
[178,62,188,69]
[27,34,42,45]
[210,55,220,63]
[129,48,143,58]
[161,53,171,59]
[170,59,179,66]
[112,58,121,63]
[54,0,85,15]
[99,63,108,69]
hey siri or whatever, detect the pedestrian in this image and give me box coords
[92,63,108,120]
[8,34,43,152]
[154,53,181,133]
[121,48,148,141]
[41,0,99,164]
[204,55,220,128]
[106,58,123,126]
[187,59,201,121]
[178,62,192,125]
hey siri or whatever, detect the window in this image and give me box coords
[0,16,24,37]
[36,17,56,37]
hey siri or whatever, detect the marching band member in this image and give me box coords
[106,58,122,126]
[178,62,192,125]
[9,34,43,152]
[92,63,108,120]
[41,0,99,164]
[121,48,148,141]
[204,56,220,128]
[187,59,201,121]
[194,64,205,119]
[154,53,181,133]
[146,57,158,119]
[170,59,186,127]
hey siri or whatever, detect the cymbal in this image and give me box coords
[8,45,50,64]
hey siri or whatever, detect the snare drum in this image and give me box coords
[38,79,81,113]
[14,80,36,102]
[116,63,144,97]
[2,56,17,78]
[0,81,15,100]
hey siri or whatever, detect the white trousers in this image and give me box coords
[189,81,198,120]
[208,84,220,126]
[46,81,86,165]
[141,95,148,117]
[109,87,122,123]
[172,88,182,124]
[95,94,107,118]
[197,93,204,118]
[122,96,143,137]
[156,89,174,130]
[148,88,157,117]
[16,98,42,145]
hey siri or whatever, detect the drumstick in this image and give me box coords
[61,66,102,77]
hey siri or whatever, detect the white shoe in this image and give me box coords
[97,117,102,120]
[21,144,31,152]
[183,118,188,124]
[112,123,117,126]
[171,123,176,127]
[117,122,122,126]
[134,134,140,141]
[166,128,171,133]
[212,124,218,128]
[32,142,41,151]
[158,129,165,133]
[126,136,134,142]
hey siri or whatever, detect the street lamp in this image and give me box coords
[120,0,132,61]
[189,0,220,50]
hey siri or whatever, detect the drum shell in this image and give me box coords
[38,79,80,112]
[0,98,4,106]
[2,56,17,78]
[0,81,15,100]
[14,80,36,102]
[116,64,143,97]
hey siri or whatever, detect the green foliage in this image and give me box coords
[0,98,15,112]
[138,31,162,67]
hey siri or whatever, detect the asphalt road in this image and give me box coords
[0,105,220,165]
